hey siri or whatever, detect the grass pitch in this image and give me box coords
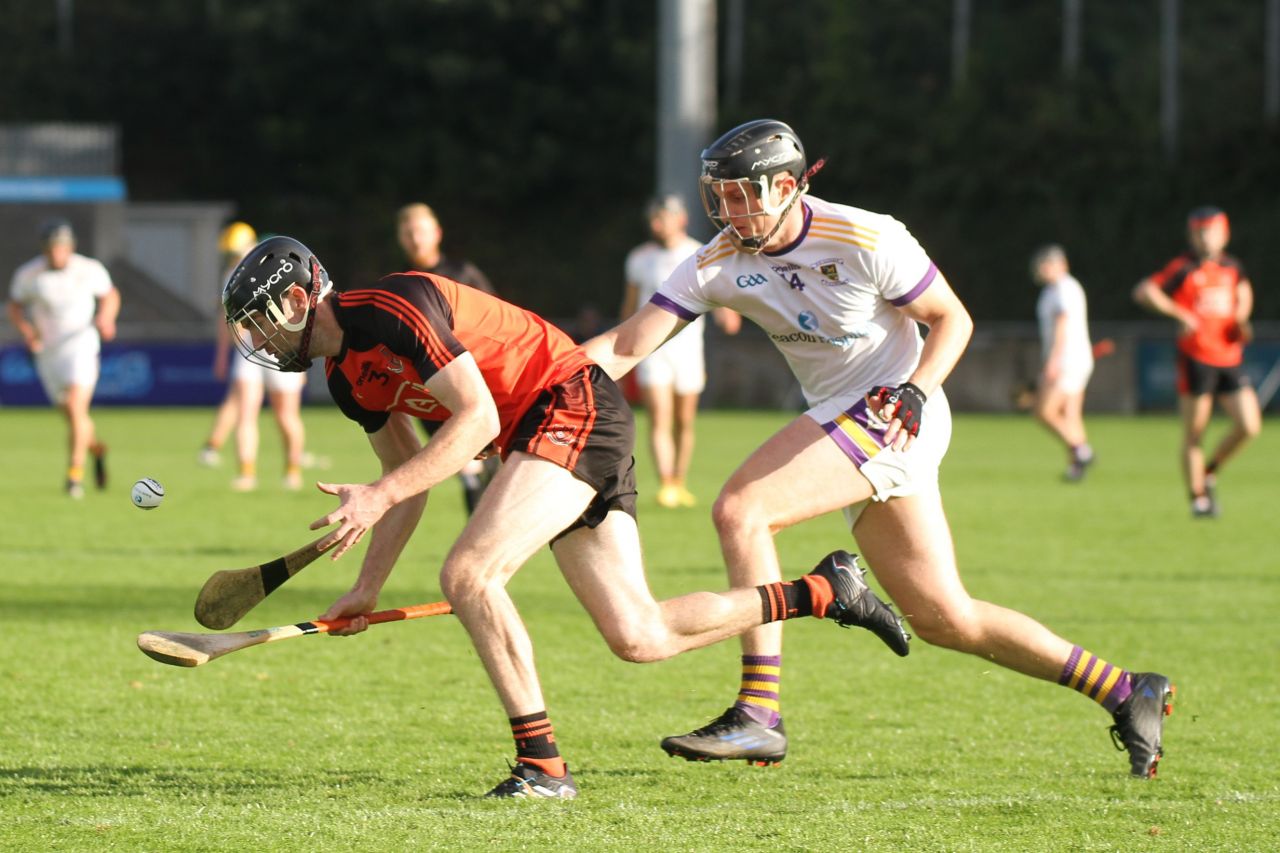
[0,406,1276,851]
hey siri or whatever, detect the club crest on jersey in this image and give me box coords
[812,257,850,286]
[546,425,577,446]
[376,346,405,375]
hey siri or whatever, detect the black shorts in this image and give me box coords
[509,364,638,540]
[1176,354,1250,397]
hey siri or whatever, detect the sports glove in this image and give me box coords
[868,382,927,438]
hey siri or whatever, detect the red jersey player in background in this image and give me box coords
[1134,207,1262,518]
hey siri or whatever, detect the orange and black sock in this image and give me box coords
[757,572,836,623]
[510,711,565,777]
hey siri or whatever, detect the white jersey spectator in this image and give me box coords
[1030,244,1095,481]
[621,195,739,509]
[1036,267,1093,392]
[7,219,119,497]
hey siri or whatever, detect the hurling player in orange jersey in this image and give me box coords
[1133,207,1261,518]
[220,236,906,799]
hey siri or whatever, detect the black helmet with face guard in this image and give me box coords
[222,236,332,372]
[698,120,809,254]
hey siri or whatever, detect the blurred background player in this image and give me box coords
[1030,244,1095,481]
[199,221,308,491]
[397,202,497,513]
[1133,206,1261,518]
[621,195,740,508]
[7,219,119,498]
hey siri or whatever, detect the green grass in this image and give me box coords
[1,407,1277,851]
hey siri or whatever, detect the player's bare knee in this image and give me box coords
[908,608,979,650]
[601,621,672,663]
[439,561,497,606]
[712,489,764,538]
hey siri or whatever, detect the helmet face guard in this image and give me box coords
[223,238,332,373]
[698,172,807,254]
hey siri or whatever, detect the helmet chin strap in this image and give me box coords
[286,256,330,372]
[266,257,329,372]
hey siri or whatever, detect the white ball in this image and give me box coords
[131,478,165,510]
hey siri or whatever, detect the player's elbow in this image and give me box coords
[462,399,501,446]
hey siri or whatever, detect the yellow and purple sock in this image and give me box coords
[510,710,566,777]
[733,655,781,727]
[1059,646,1132,713]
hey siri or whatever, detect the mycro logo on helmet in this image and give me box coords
[735,273,768,288]
[750,153,791,170]
[266,260,295,289]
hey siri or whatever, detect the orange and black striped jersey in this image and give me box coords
[1149,253,1249,366]
[325,272,592,455]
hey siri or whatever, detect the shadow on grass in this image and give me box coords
[0,764,392,798]
[0,585,370,623]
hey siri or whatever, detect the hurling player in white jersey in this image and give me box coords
[7,219,119,499]
[1031,245,1095,481]
[621,194,740,509]
[585,119,1172,779]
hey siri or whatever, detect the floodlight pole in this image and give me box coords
[657,0,717,238]
[952,0,971,93]
[1161,0,1179,162]
[1062,0,1082,81]
[1266,0,1280,123]
[56,0,73,57]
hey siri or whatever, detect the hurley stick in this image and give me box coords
[193,535,334,630]
[139,601,453,668]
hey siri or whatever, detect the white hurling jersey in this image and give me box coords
[9,253,114,352]
[652,196,937,406]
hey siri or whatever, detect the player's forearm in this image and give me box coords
[352,493,428,597]
[6,303,35,342]
[1237,282,1254,322]
[908,308,973,397]
[97,288,121,324]
[1135,283,1190,324]
[376,411,497,506]
[580,328,643,380]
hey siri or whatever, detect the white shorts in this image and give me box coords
[636,323,705,395]
[35,339,100,404]
[805,387,953,528]
[1045,359,1093,395]
[231,355,306,394]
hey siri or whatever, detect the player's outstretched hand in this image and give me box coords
[319,587,379,636]
[868,382,927,452]
[311,481,392,560]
